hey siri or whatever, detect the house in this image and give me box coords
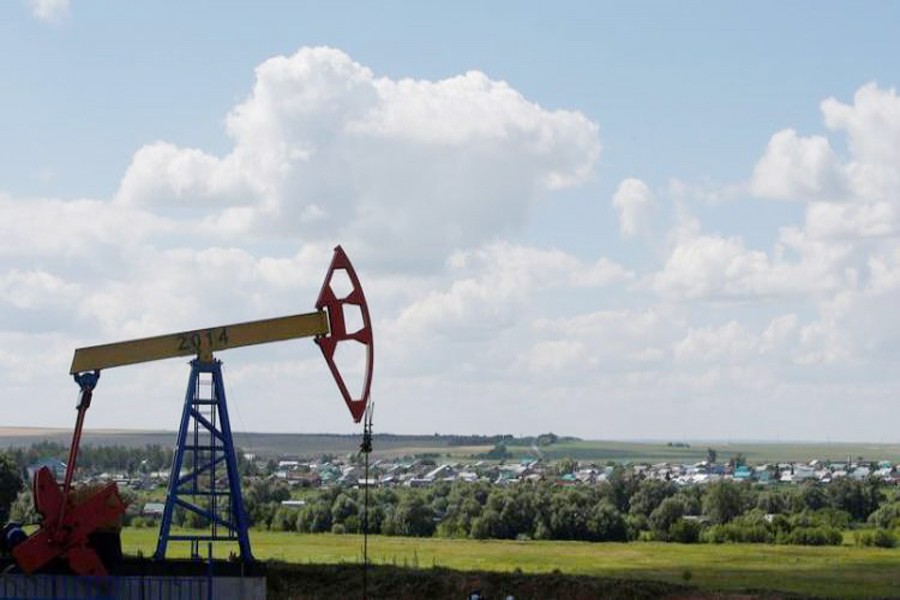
[851,466,871,480]
[406,477,432,488]
[286,470,321,487]
[733,466,754,481]
[142,502,165,517]
[424,464,456,481]
[27,458,67,482]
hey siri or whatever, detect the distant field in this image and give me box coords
[0,428,476,459]
[3,427,900,464]
[122,528,900,598]
[509,438,900,464]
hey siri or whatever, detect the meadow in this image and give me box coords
[121,528,900,598]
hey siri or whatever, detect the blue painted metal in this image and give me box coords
[154,360,253,562]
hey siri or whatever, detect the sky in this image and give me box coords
[2,1,900,441]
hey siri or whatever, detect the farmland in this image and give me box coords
[121,528,900,599]
[4,428,900,464]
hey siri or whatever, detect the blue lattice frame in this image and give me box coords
[154,359,253,562]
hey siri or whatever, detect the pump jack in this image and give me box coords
[10,246,373,576]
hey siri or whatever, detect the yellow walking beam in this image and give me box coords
[70,311,329,374]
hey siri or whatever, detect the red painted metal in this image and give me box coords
[12,371,126,576]
[315,245,374,423]
[12,467,125,576]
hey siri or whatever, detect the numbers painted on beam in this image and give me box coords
[177,327,230,353]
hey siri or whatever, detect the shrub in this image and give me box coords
[875,529,895,548]
[857,529,896,548]
[668,518,701,544]
[701,522,773,544]
[782,526,842,546]
[867,502,900,530]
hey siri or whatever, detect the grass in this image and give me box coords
[122,527,900,598]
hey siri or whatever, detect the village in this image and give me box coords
[261,454,900,489]
[24,450,900,504]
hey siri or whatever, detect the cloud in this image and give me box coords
[673,316,800,365]
[391,242,631,340]
[0,269,81,309]
[750,129,845,201]
[0,48,611,434]
[26,0,69,24]
[751,84,900,239]
[6,50,900,440]
[116,47,601,270]
[612,178,655,237]
[0,193,171,260]
[822,83,900,172]
[653,234,776,299]
[528,307,674,374]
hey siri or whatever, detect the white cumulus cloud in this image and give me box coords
[26,0,69,24]
[750,129,845,201]
[116,47,601,269]
[612,178,655,237]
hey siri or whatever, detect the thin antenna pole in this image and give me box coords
[360,402,374,600]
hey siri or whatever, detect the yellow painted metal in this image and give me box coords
[70,311,329,374]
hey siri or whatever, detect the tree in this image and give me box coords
[868,502,900,530]
[0,452,23,523]
[629,479,677,518]
[554,457,577,476]
[587,501,628,541]
[243,477,291,526]
[756,488,789,514]
[296,502,332,533]
[470,508,501,540]
[702,481,745,525]
[8,489,37,525]
[478,443,511,460]
[791,482,828,513]
[491,488,534,539]
[728,453,747,468]
[385,493,435,537]
[269,506,297,531]
[549,489,590,540]
[649,497,687,540]
[536,433,558,446]
[604,465,639,513]
[828,477,882,522]
[331,493,360,533]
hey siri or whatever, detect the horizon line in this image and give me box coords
[0,426,896,446]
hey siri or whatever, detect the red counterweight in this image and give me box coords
[315,245,374,423]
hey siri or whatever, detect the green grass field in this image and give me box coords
[122,528,900,598]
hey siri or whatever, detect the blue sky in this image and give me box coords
[2,1,900,441]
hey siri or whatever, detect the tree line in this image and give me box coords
[4,444,900,549]
[248,469,899,547]
[3,441,175,474]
